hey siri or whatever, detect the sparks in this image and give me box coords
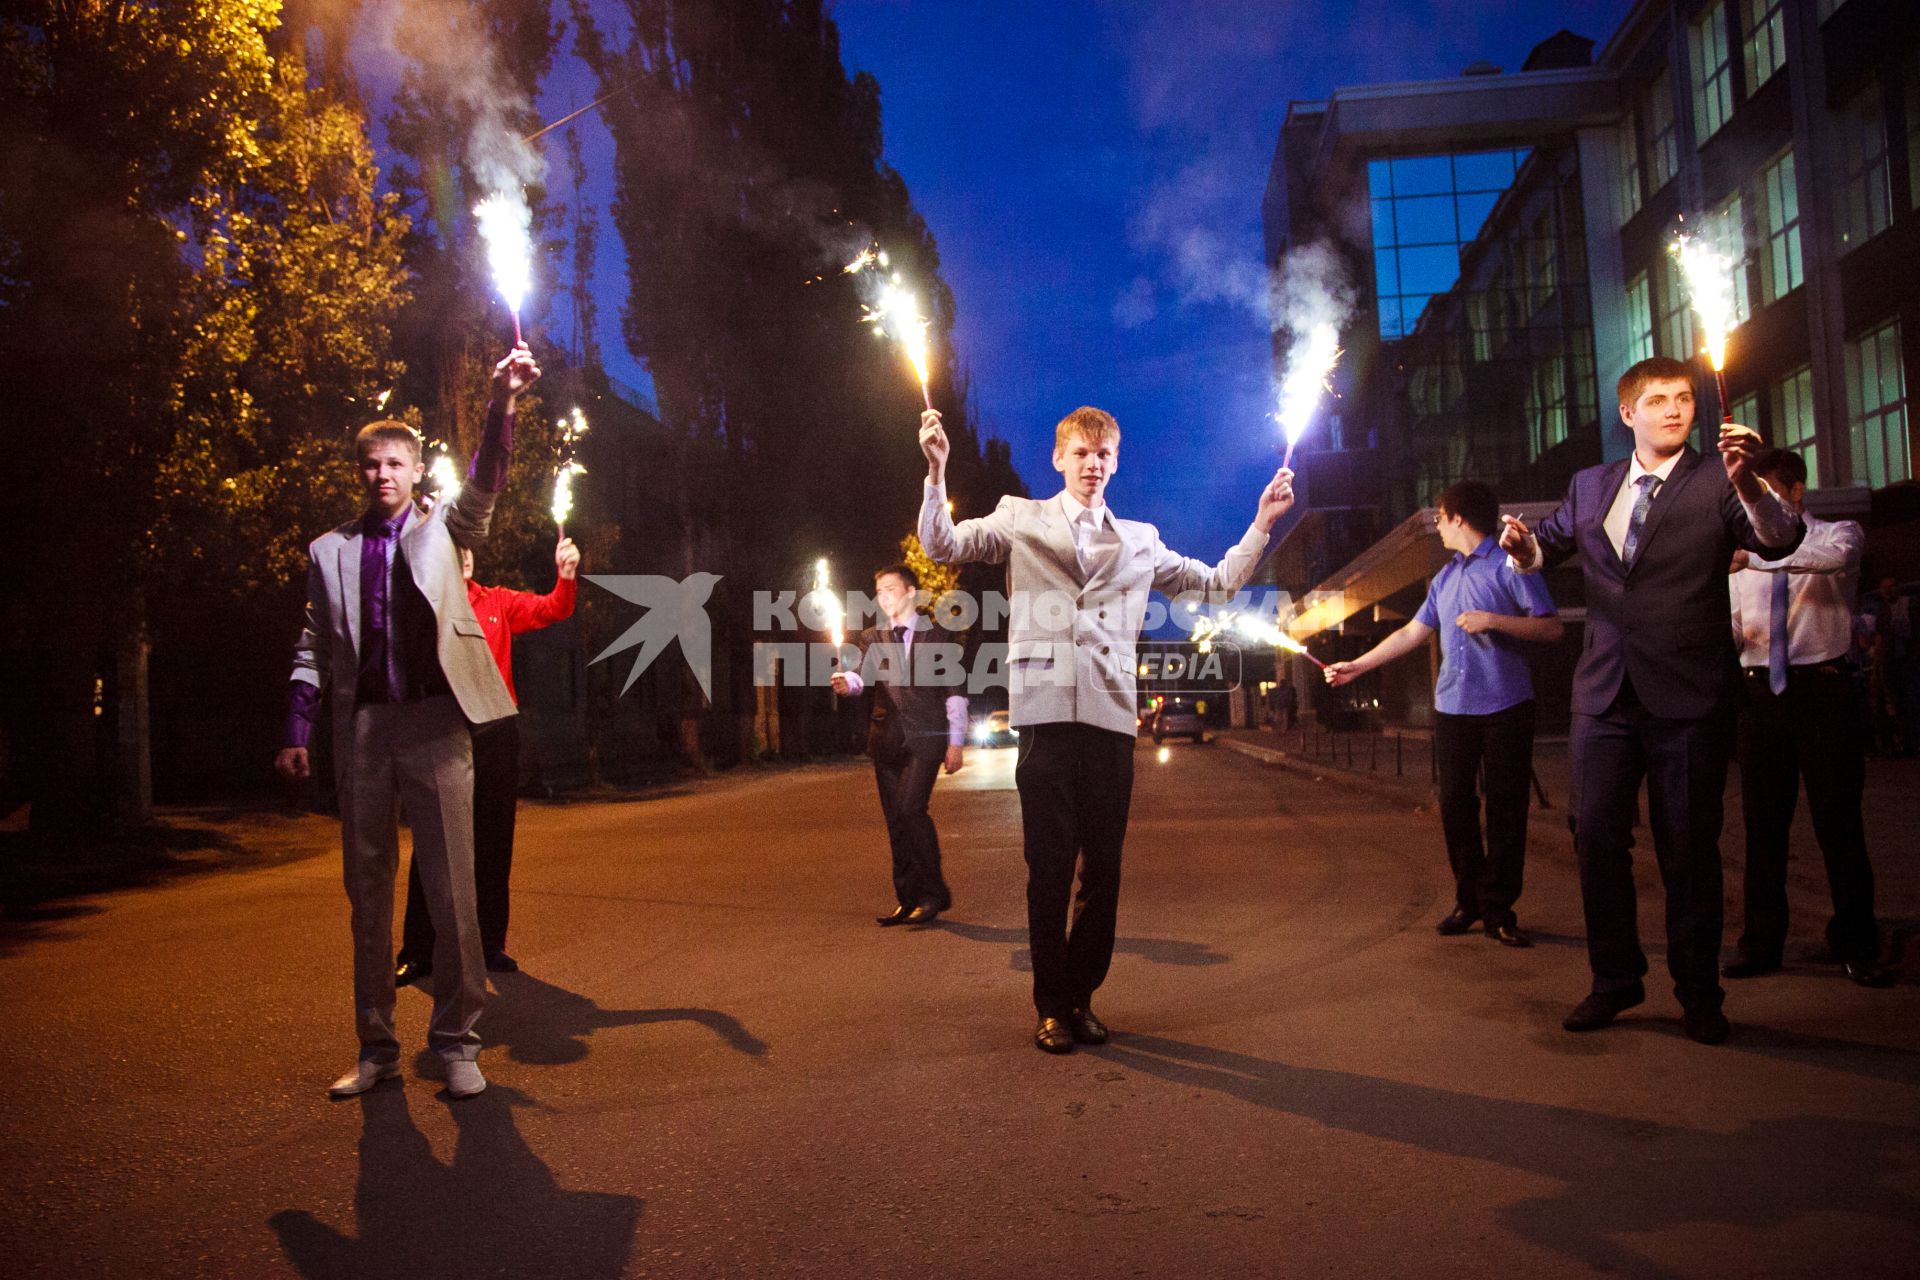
[427,447,462,504]
[852,249,934,411]
[1273,630,1328,670]
[551,407,590,535]
[474,193,533,344]
[1276,322,1342,469]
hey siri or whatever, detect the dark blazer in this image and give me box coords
[855,625,955,763]
[1535,447,1802,720]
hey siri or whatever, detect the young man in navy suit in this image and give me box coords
[1499,356,1801,1045]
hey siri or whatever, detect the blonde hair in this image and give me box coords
[1054,406,1121,451]
[354,420,423,461]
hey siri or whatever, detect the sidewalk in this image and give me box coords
[1219,722,1920,965]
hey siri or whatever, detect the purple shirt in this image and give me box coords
[1415,535,1558,716]
[283,403,513,748]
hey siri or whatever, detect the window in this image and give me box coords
[1626,273,1654,364]
[1690,3,1735,143]
[1835,85,1891,252]
[1367,148,1529,340]
[1758,149,1803,304]
[1846,320,1910,488]
[1742,0,1787,92]
[1714,192,1753,327]
[1617,110,1643,225]
[1529,355,1569,458]
[1644,71,1680,193]
[1816,0,1849,22]
[1658,253,1695,360]
[1770,365,1819,487]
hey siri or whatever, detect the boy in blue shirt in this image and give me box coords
[1326,481,1562,945]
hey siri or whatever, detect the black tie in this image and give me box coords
[892,625,907,644]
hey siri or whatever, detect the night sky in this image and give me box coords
[373,0,1638,567]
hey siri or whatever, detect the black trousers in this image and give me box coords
[1015,722,1135,1019]
[1433,700,1536,929]
[872,748,951,910]
[403,717,518,962]
[1570,682,1730,1013]
[1736,664,1880,962]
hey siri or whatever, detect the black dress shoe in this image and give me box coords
[877,906,913,927]
[394,958,432,987]
[1034,1016,1075,1054]
[485,951,519,973]
[905,902,941,924]
[1683,1007,1731,1044]
[1562,984,1645,1032]
[1721,951,1781,979]
[1066,1007,1110,1045]
[1486,923,1532,948]
[1435,908,1480,936]
[1842,957,1895,988]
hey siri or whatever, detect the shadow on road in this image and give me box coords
[1093,1032,1919,1278]
[473,970,770,1066]
[269,1084,641,1280]
[930,918,1229,970]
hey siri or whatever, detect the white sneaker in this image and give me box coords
[444,1059,487,1099]
[327,1060,400,1098]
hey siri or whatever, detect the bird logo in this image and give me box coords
[585,573,723,701]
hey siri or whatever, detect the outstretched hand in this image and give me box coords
[1255,468,1296,532]
[1323,661,1360,687]
[919,409,948,483]
[493,344,541,402]
[1498,513,1536,564]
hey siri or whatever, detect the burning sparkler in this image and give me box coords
[551,406,589,538]
[475,193,533,346]
[427,443,462,505]
[1669,226,1742,422]
[1273,629,1328,670]
[808,557,847,706]
[1276,321,1342,469]
[846,243,934,412]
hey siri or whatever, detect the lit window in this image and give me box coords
[1644,71,1680,192]
[1626,273,1654,365]
[1742,0,1787,92]
[1690,3,1735,143]
[1657,253,1694,360]
[1529,356,1569,458]
[1846,320,1910,488]
[1770,365,1819,487]
[1757,149,1803,304]
[1617,110,1643,225]
[1714,193,1752,326]
[1835,84,1891,253]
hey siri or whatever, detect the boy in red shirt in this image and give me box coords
[396,534,579,982]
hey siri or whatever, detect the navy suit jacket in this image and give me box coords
[855,625,955,764]
[1535,447,1802,720]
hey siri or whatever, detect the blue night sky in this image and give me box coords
[368,0,1636,564]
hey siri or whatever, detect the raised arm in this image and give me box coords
[445,345,540,546]
[917,409,1015,565]
[1149,467,1292,599]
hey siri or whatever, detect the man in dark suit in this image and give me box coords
[831,563,966,926]
[1499,356,1802,1045]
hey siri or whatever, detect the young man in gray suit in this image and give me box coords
[918,406,1293,1053]
[275,345,539,1099]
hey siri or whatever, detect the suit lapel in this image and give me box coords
[1040,496,1086,587]
[1585,460,1632,579]
[338,529,363,656]
[1626,447,1699,575]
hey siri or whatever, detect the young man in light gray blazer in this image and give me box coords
[275,346,539,1099]
[918,406,1293,1052]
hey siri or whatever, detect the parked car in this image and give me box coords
[1150,698,1206,743]
[972,709,1018,748]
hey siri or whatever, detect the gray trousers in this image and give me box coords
[339,696,485,1065]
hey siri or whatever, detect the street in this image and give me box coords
[3,740,1917,1278]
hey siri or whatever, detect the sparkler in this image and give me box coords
[808,557,847,707]
[1669,228,1742,422]
[551,406,589,538]
[475,193,533,346]
[1272,630,1328,671]
[848,244,935,412]
[426,443,462,505]
[1276,321,1342,469]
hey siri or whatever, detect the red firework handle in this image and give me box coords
[1715,367,1732,424]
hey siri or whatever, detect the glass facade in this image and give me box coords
[1626,273,1654,364]
[1690,3,1735,142]
[1644,71,1680,193]
[1368,149,1530,341]
[1759,149,1803,303]
[1847,320,1911,488]
[1835,84,1891,253]
[1742,0,1787,91]
[1770,365,1818,487]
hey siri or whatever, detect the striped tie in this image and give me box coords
[1621,474,1660,567]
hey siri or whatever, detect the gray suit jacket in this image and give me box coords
[289,485,518,765]
[920,484,1270,736]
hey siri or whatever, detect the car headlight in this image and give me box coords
[973,722,990,744]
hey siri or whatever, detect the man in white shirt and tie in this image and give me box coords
[1725,448,1892,987]
[832,563,969,926]
[916,405,1294,1053]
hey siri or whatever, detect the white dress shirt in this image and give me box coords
[836,616,969,747]
[1729,513,1863,668]
[1602,449,1685,559]
[1059,490,1118,578]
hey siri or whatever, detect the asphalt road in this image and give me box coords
[2,740,1916,1278]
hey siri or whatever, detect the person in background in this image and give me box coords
[1725,449,1892,988]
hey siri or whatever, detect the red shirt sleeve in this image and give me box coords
[503,575,578,635]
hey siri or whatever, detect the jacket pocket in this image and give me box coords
[452,617,485,638]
